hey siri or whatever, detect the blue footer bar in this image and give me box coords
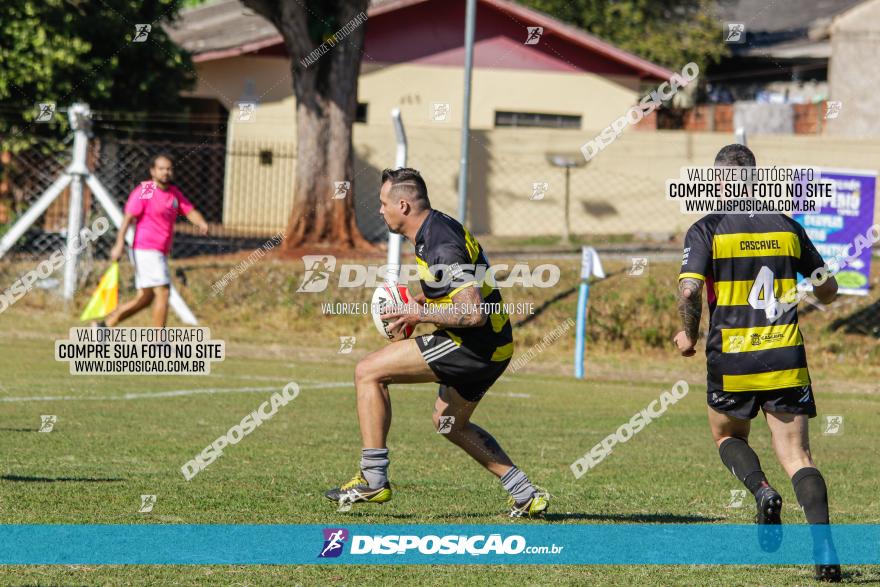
[0,524,875,565]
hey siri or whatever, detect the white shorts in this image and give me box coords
[131,249,170,289]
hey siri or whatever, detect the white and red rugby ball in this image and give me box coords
[371,284,415,341]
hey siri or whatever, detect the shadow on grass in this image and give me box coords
[319,511,723,523]
[544,513,724,523]
[331,511,493,520]
[0,475,124,483]
[0,428,38,432]
[845,568,880,583]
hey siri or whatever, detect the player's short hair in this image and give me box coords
[714,144,756,167]
[150,153,174,168]
[381,167,431,211]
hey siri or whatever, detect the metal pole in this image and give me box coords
[0,174,71,258]
[574,281,589,378]
[387,108,408,285]
[456,0,477,224]
[563,166,571,244]
[63,176,84,300]
[62,103,91,300]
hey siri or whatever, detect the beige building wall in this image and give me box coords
[358,64,640,130]
[187,56,295,109]
[188,59,642,130]
[218,62,645,232]
[222,98,298,232]
[223,115,880,237]
[828,0,880,138]
[212,62,879,237]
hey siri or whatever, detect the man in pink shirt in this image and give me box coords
[100,154,208,327]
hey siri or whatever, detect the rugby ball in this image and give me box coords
[371,284,415,341]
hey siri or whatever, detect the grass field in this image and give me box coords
[0,254,879,585]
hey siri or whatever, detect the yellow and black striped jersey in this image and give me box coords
[414,209,514,362]
[679,213,826,393]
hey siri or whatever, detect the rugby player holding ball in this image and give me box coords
[324,168,548,518]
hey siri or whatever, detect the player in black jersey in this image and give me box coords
[675,144,841,582]
[324,168,548,518]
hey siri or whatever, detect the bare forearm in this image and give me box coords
[186,209,206,226]
[115,215,134,246]
[677,277,703,342]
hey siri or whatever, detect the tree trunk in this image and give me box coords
[241,0,374,251]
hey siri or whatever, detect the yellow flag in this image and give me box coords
[80,262,119,321]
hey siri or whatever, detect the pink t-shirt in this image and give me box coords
[124,182,194,255]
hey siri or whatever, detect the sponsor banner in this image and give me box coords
[0,524,877,564]
[794,168,877,295]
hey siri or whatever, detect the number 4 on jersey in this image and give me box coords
[748,266,778,316]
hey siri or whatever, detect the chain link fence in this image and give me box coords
[0,121,713,268]
[2,120,878,261]
[1,120,878,338]
[0,132,282,263]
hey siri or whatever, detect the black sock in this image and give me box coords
[718,437,770,495]
[792,467,830,524]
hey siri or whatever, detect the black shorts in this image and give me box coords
[415,331,509,402]
[707,385,817,420]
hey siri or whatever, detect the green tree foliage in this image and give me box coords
[0,0,195,152]
[520,0,726,72]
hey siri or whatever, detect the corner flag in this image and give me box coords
[80,262,119,321]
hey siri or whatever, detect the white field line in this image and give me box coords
[486,391,531,398]
[0,379,533,403]
[499,376,562,386]
[203,374,352,384]
[382,384,531,398]
[204,374,298,382]
[0,368,544,387]
[0,381,350,403]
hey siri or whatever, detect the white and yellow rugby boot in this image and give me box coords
[324,471,392,508]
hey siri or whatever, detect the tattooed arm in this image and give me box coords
[420,285,487,328]
[674,277,703,357]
